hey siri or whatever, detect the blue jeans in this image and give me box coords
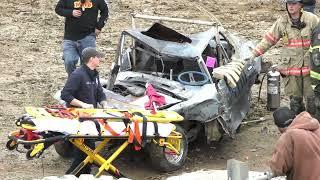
[62,33,96,75]
[304,5,316,14]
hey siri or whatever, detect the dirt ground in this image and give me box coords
[0,0,309,179]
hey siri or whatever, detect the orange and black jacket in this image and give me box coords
[55,0,109,41]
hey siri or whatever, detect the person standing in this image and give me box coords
[61,47,107,176]
[303,0,316,13]
[55,0,109,75]
[269,107,320,180]
[252,0,319,116]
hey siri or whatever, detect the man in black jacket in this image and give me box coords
[303,0,316,13]
[61,47,107,176]
[61,47,107,109]
[55,0,109,75]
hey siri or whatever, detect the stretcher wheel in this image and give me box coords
[147,124,188,172]
[54,140,74,159]
[26,149,36,160]
[6,140,17,150]
[26,149,43,160]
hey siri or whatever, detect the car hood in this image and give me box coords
[115,71,218,101]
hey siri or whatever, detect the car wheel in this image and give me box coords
[147,124,188,172]
[54,140,74,159]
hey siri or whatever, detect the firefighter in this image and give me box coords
[252,0,319,116]
[310,24,320,119]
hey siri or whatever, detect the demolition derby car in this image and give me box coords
[53,14,262,172]
[104,14,262,143]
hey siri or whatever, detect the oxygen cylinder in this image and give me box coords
[267,68,281,111]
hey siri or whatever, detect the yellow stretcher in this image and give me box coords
[6,106,187,178]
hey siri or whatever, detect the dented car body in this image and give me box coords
[104,14,262,143]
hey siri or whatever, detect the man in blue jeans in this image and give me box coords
[55,0,109,75]
[61,47,108,176]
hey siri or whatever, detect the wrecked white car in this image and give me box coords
[104,14,262,143]
[53,14,262,172]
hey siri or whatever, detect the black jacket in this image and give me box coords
[55,0,109,41]
[61,65,106,108]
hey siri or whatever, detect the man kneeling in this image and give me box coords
[270,107,320,180]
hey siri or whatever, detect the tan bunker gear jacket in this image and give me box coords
[253,11,319,96]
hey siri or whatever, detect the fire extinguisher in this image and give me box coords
[267,65,281,111]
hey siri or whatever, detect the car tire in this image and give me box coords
[147,124,188,172]
[54,140,74,159]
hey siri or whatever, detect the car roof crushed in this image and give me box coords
[123,23,215,60]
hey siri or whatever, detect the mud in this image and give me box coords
[0,0,304,179]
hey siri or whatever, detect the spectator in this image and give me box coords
[55,0,109,75]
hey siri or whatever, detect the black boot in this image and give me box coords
[306,96,316,117]
[290,96,305,115]
[314,96,320,121]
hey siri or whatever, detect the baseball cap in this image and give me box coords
[82,47,105,62]
[273,107,295,128]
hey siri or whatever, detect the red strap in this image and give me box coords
[127,121,142,150]
[128,128,134,143]
[98,119,122,136]
[134,120,142,150]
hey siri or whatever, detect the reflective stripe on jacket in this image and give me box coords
[279,67,310,76]
[311,70,320,80]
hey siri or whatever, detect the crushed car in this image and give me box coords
[54,14,262,172]
[104,14,262,142]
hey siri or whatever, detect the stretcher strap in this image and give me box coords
[128,112,160,150]
[134,120,142,150]
[153,122,159,137]
[93,120,101,136]
[131,112,148,147]
[127,121,142,150]
[98,119,126,136]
